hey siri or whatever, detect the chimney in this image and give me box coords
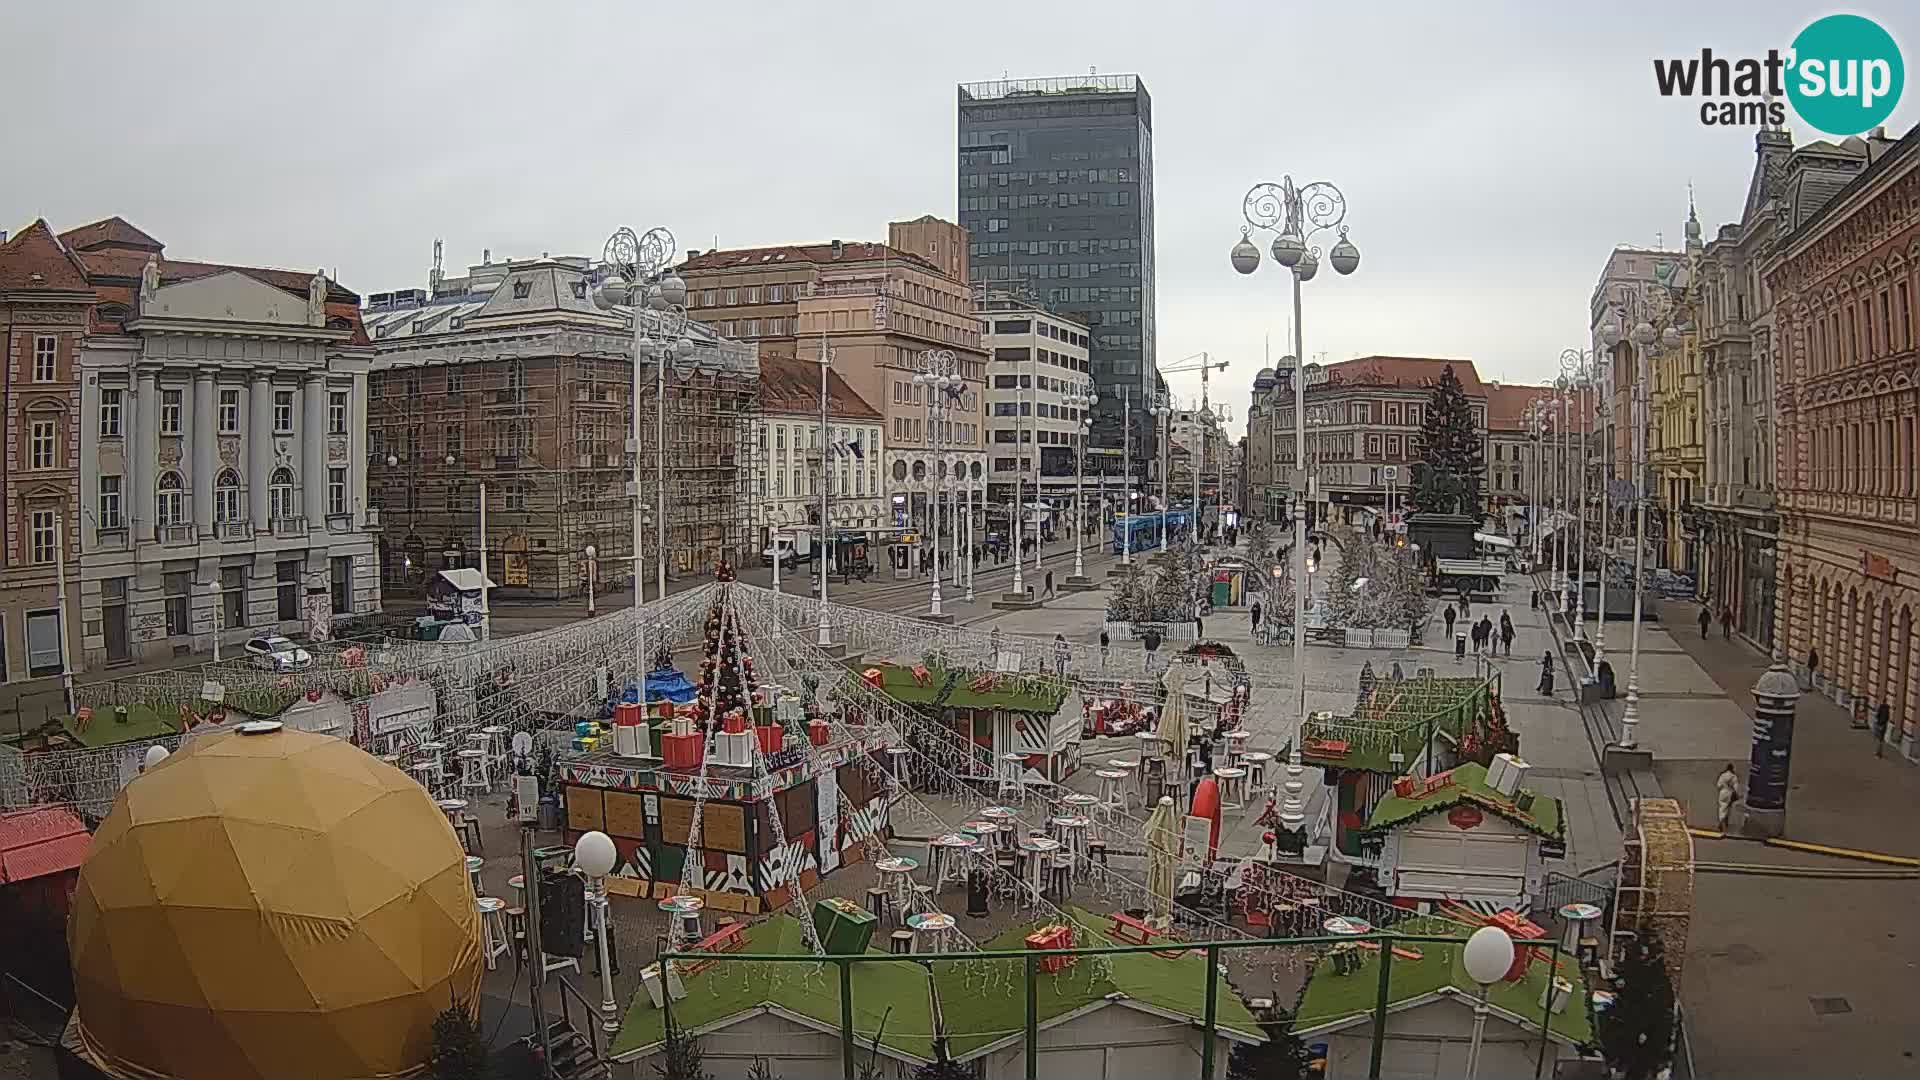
[483,248,491,265]
[686,250,701,259]
[831,239,844,259]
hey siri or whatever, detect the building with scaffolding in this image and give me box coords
[361,249,760,600]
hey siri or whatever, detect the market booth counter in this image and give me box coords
[862,661,1079,784]
[557,712,896,915]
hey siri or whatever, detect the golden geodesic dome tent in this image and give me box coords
[68,723,481,1080]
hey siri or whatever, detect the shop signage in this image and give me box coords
[1447,805,1484,831]
[1860,550,1897,583]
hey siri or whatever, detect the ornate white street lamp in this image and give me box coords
[593,225,691,680]
[914,349,962,618]
[1232,175,1360,833]
[572,829,620,1034]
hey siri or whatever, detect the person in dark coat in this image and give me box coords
[1698,605,1712,639]
[1250,601,1263,633]
[1444,604,1457,639]
[1537,652,1555,695]
[1872,702,1891,758]
[1499,612,1515,658]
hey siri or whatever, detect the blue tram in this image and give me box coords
[1108,509,1193,553]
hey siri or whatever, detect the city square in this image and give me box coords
[3,6,1919,1080]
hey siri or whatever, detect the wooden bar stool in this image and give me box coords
[1243,751,1272,792]
[1094,769,1128,824]
[476,896,510,971]
[889,929,914,955]
[458,748,490,794]
[1213,766,1247,811]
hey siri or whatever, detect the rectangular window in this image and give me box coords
[745,287,761,303]
[447,369,465,393]
[32,335,56,382]
[100,388,123,437]
[332,556,353,615]
[164,571,191,637]
[328,391,348,434]
[446,425,463,454]
[274,391,294,432]
[160,389,182,434]
[29,509,57,564]
[220,565,246,630]
[29,419,56,469]
[98,476,123,529]
[702,290,717,306]
[328,467,348,516]
[766,285,783,303]
[219,388,240,432]
[277,561,302,622]
[724,288,739,305]
[25,610,62,678]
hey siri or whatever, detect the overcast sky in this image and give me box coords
[5,1,1913,437]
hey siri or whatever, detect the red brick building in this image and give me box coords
[1769,127,1920,758]
[0,222,91,732]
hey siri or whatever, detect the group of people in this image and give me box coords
[1443,603,1515,658]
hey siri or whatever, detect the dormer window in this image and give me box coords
[512,280,532,299]
[570,281,587,299]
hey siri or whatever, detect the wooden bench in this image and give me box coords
[1108,912,1160,947]
[680,920,749,975]
[1353,940,1425,962]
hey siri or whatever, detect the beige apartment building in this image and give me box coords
[681,218,989,536]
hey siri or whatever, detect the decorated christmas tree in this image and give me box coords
[690,593,758,732]
[1410,363,1486,517]
[1242,516,1273,564]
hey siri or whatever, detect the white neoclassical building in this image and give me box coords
[66,218,379,668]
[754,356,886,541]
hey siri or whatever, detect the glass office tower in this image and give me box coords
[957,75,1157,475]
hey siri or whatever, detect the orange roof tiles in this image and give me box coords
[1320,356,1487,394]
[0,220,92,292]
[58,216,164,254]
[1484,383,1556,432]
[682,242,936,274]
[0,806,89,884]
[759,355,882,419]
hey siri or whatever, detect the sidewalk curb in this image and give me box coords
[1531,572,1655,828]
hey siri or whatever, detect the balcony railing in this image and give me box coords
[94,526,129,551]
[157,524,195,546]
[271,515,308,538]
[217,521,252,541]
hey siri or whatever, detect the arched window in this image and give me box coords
[214,469,243,524]
[269,467,296,522]
[156,472,185,527]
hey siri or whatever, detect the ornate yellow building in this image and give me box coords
[1648,205,1708,575]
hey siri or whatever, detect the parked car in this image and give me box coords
[244,635,312,671]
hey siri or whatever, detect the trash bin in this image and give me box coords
[537,793,561,831]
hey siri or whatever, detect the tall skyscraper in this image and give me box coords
[957,74,1156,473]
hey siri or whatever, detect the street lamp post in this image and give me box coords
[594,225,690,682]
[1233,175,1362,831]
[1068,380,1098,581]
[1567,354,1592,641]
[914,349,961,619]
[572,831,620,1034]
[1462,925,1518,1080]
[1594,330,1621,669]
[1606,284,1684,750]
[813,331,835,646]
[584,544,597,617]
[1152,393,1171,552]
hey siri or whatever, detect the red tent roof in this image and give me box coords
[0,806,89,884]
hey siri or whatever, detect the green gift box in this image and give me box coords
[812,896,876,955]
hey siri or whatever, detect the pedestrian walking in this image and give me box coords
[1872,702,1891,757]
[1536,651,1556,695]
[989,626,1002,666]
[1807,646,1820,690]
[1459,593,1471,619]
[1250,600,1263,634]
[1499,612,1514,658]
[1715,763,1740,831]
[1720,604,1733,640]
[1697,605,1712,640]
[1052,633,1070,678]
[1444,604,1457,639]
[1193,597,1206,640]
[1044,569,1055,599]
[1469,620,1483,654]
[1099,628,1110,668]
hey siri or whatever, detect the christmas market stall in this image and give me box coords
[1298,669,1510,861]
[556,585,897,914]
[1363,757,1566,912]
[861,660,1077,783]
